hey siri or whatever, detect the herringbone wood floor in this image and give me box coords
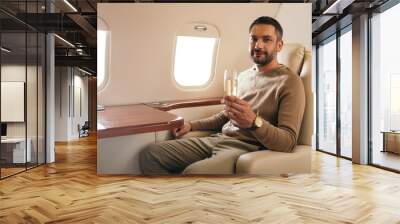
[1,135,400,224]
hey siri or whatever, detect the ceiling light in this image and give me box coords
[1,47,11,53]
[54,34,75,48]
[76,49,85,55]
[63,0,78,12]
[322,0,354,15]
[78,67,92,76]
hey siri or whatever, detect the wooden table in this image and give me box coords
[98,104,184,139]
[381,131,400,154]
[97,98,221,174]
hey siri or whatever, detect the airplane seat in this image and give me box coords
[183,44,313,175]
[236,44,313,175]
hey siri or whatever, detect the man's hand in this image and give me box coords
[222,96,256,129]
[172,122,192,138]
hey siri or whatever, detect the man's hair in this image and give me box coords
[249,16,283,40]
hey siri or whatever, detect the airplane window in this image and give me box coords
[173,36,218,87]
[97,18,110,92]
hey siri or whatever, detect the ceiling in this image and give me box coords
[0,0,392,75]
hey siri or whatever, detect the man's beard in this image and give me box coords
[251,49,275,66]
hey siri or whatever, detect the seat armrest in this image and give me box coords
[236,145,311,175]
[181,131,217,139]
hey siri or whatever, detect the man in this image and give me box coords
[139,16,305,175]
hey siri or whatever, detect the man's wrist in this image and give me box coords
[247,115,256,129]
[247,115,262,130]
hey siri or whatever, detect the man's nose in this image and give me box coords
[254,40,264,49]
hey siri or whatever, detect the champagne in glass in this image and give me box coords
[224,70,238,96]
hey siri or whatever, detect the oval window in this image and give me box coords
[173,23,220,88]
[97,17,110,92]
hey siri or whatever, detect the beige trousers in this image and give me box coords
[139,134,260,175]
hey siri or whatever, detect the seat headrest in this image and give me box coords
[278,43,313,146]
[277,43,305,75]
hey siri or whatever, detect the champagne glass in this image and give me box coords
[224,69,238,97]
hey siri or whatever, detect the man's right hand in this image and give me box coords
[172,122,192,139]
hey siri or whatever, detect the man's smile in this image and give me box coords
[253,50,266,58]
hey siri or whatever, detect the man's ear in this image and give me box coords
[276,40,283,52]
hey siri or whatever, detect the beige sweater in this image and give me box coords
[190,65,305,152]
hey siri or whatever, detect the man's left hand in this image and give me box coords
[221,96,256,129]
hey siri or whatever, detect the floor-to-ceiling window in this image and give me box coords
[370,2,400,171]
[317,35,337,155]
[316,25,353,159]
[0,1,46,179]
[339,27,352,159]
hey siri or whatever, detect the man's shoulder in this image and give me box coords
[275,65,304,93]
[276,65,298,76]
[277,65,302,82]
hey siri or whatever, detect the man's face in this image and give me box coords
[249,24,283,66]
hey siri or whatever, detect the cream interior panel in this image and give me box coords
[98,132,155,174]
[275,3,312,49]
[97,3,311,106]
[169,105,224,122]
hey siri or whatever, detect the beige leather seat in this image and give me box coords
[184,44,313,175]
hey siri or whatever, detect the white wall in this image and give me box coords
[1,65,37,138]
[97,3,312,106]
[55,67,89,141]
[75,74,89,124]
[72,73,89,138]
[1,64,46,164]
[55,67,69,141]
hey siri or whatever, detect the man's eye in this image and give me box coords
[263,38,271,42]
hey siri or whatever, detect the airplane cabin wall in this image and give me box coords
[97,3,311,106]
